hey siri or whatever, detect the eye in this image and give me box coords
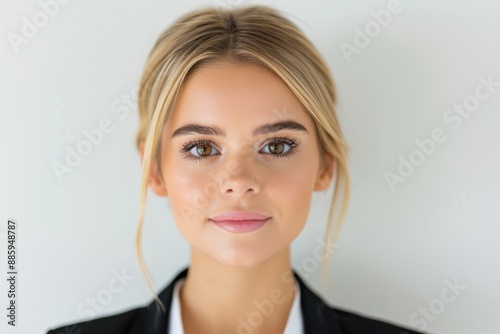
[180,139,220,161]
[259,136,301,159]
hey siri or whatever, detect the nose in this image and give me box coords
[216,157,261,196]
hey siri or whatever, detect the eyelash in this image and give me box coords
[179,136,301,162]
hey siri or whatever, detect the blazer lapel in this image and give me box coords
[130,267,344,334]
[129,267,188,334]
[293,271,345,333]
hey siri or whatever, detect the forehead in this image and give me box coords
[166,62,313,131]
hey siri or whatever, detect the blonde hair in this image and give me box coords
[135,4,351,312]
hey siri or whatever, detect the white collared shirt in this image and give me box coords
[168,277,304,334]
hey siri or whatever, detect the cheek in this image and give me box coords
[163,164,215,223]
[265,161,318,220]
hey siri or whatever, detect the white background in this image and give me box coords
[1,0,499,333]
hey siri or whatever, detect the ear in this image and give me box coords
[314,152,334,191]
[140,141,168,197]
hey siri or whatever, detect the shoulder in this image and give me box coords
[45,267,187,334]
[292,271,425,334]
[327,305,424,334]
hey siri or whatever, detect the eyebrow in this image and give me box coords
[170,119,309,138]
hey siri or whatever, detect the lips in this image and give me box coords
[209,211,271,233]
[210,211,270,222]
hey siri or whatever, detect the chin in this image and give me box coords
[208,249,273,269]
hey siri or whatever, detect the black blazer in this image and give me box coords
[47,266,424,334]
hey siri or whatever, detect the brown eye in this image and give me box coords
[268,142,284,154]
[180,139,220,162]
[259,137,300,158]
[196,144,213,156]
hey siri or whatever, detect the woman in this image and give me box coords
[47,4,423,334]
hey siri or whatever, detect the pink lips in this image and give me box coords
[209,211,271,233]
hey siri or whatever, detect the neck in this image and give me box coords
[179,247,296,334]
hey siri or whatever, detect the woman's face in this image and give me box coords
[146,61,333,267]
